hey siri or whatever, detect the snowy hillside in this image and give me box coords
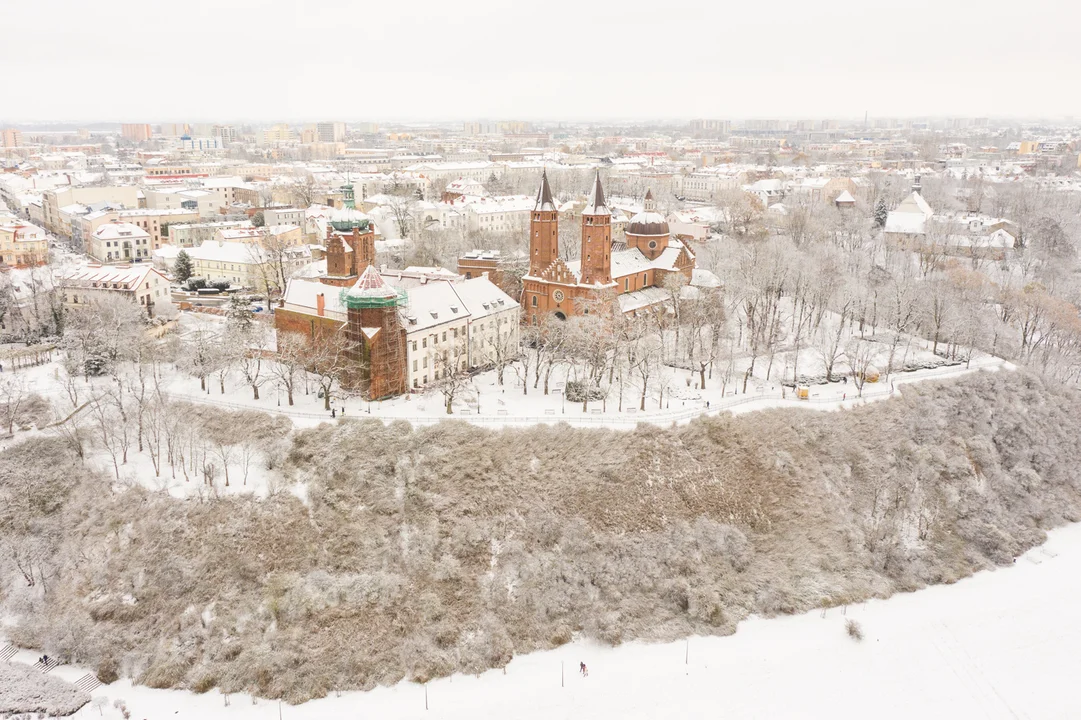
[10,522,1080,720]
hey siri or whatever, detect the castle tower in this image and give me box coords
[579,171,612,286]
[326,226,349,278]
[322,212,376,287]
[529,170,559,275]
[342,266,407,399]
[349,226,376,272]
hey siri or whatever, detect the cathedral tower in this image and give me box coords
[579,171,612,286]
[529,170,559,275]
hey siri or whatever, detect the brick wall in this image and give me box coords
[274,307,345,342]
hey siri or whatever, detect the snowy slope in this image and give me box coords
[16,522,1080,720]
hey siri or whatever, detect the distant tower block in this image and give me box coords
[341,266,407,399]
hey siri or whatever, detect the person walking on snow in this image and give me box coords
[580,662,588,676]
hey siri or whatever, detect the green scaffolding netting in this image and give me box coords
[339,287,408,310]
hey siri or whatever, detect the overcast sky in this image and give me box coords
[4,0,1079,124]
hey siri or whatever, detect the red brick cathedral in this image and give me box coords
[522,171,695,324]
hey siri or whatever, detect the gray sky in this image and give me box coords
[5,0,1080,123]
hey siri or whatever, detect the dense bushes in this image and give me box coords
[184,277,231,292]
[1,371,1080,702]
[0,663,89,715]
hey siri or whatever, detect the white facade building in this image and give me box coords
[263,207,305,228]
[280,271,520,392]
[57,264,172,318]
[459,195,534,234]
[88,222,153,263]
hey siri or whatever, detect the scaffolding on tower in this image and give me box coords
[340,266,408,399]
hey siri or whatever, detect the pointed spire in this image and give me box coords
[643,187,655,212]
[534,169,556,212]
[583,171,610,216]
[347,264,397,300]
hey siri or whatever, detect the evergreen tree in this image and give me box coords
[173,250,194,283]
[251,211,265,227]
[873,197,888,228]
[226,294,253,330]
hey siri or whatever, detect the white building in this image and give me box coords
[143,187,227,218]
[88,222,153,264]
[168,220,252,248]
[458,195,534,234]
[406,160,500,184]
[316,122,346,143]
[177,136,225,153]
[677,168,742,202]
[280,271,520,391]
[57,264,172,318]
[884,191,934,241]
[188,240,312,290]
[263,207,305,228]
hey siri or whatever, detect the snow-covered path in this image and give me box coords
[7,520,1078,720]
[167,354,1011,430]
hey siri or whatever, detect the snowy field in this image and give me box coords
[5,522,1080,719]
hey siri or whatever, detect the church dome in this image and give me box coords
[329,205,371,232]
[626,210,669,236]
[626,188,668,236]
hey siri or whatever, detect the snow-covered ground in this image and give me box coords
[162,350,1009,429]
[156,308,1007,428]
[6,522,1080,719]
[6,335,1010,435]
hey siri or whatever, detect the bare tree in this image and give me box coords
[845,339,878,398]
[238,325,271,400]
[309,327,355,411]
[815,320,846,384]
[626,320,662,411]
[290,176,317,208]
[271,332,308,405]
[180,329,218,393]
[61,295,146,379]
[0,375,29,435]
[488,318,520,387]
[385,188,418,239]
[430,337,471,414]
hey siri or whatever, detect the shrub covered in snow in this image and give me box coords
[0,662,90,716]
[2,371,1080,703]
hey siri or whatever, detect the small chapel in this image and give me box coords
[521,171,696,324]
